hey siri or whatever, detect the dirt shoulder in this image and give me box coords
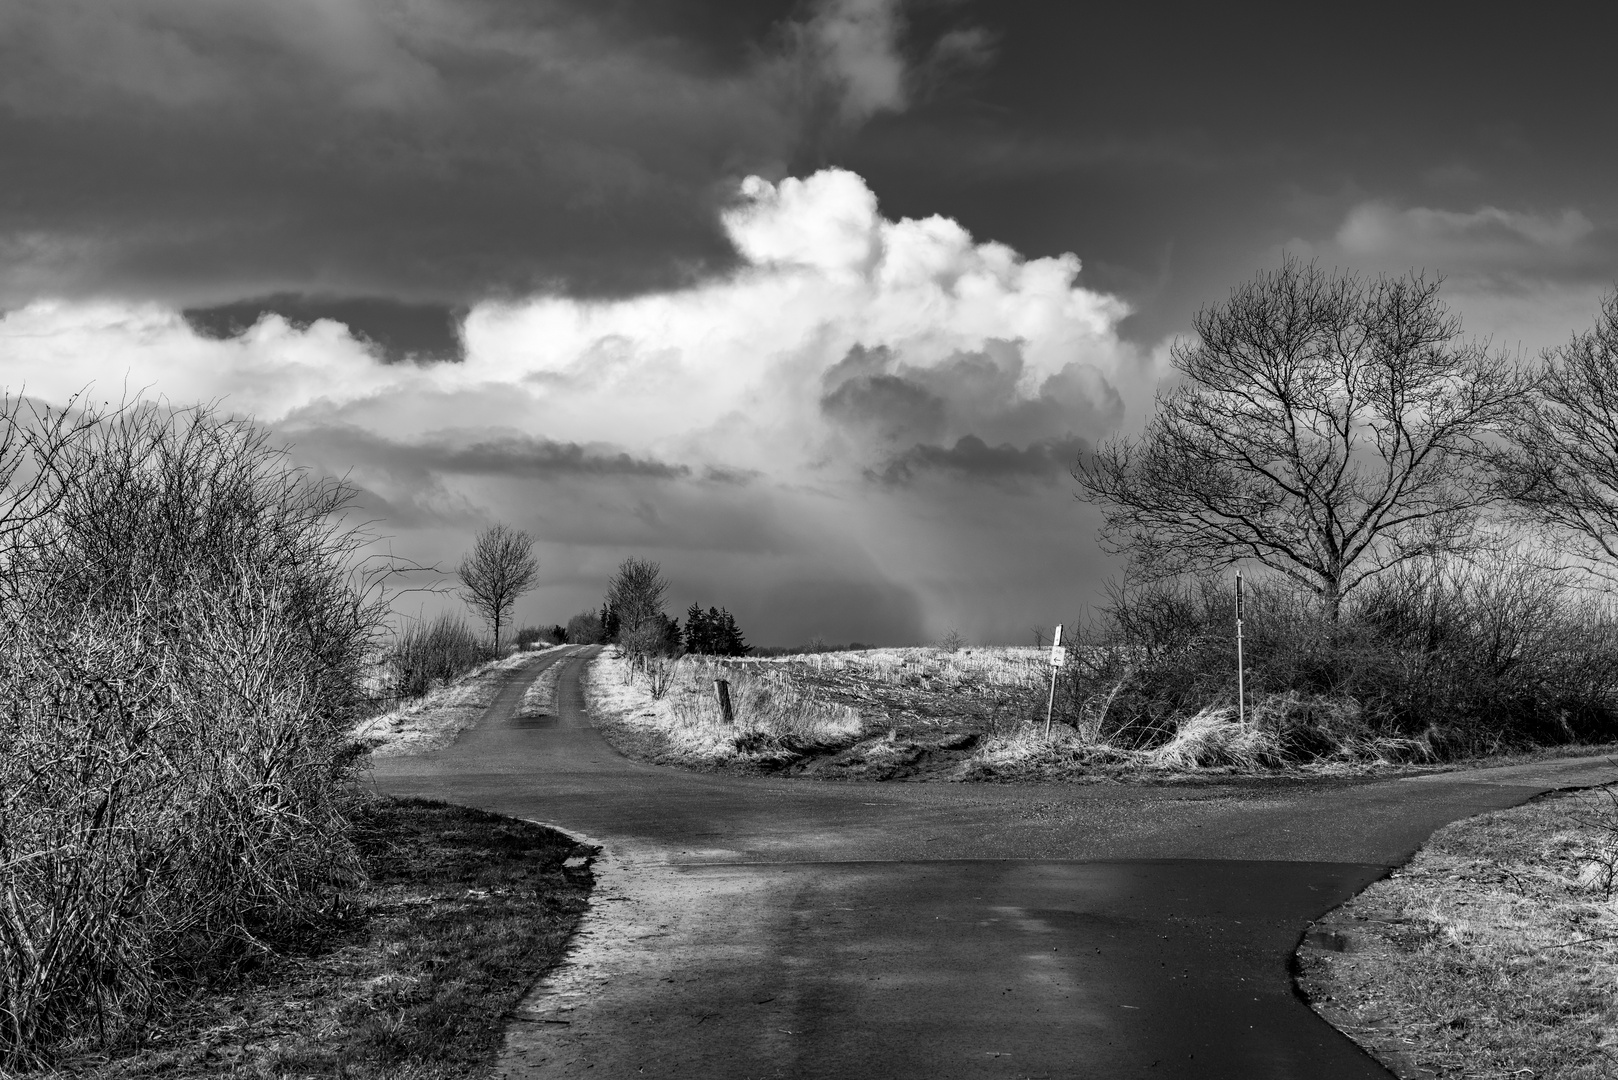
[1296,782,1618,1079]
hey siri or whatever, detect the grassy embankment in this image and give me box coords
[584,644,1615,781]
[1298,783,1618,1079]
[52,797,593,1080]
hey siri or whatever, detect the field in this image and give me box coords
[583,644,1448,780]
[584,646,1043,779]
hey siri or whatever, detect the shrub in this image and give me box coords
[565,610,606,644]
[0,401,379,1067]
[1051,556,1618,761]
[391,613,489,697]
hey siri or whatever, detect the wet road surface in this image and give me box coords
[370,646,1618,1078]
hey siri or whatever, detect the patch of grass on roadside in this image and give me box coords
[53,797,593,1079]
[1297,783,1618,1079]
[584,648,865,772]
[354,652,541,756]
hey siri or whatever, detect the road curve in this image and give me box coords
[370,646,1618,1079]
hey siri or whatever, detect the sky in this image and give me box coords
[3,0,1616,645]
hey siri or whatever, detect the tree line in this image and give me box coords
[561,557,750,658]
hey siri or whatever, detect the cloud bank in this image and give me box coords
[0,0,971,307]
[1,168,1144,643]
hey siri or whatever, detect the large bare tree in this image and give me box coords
[1497,291,1618,576]
[1075,258,1522,616]
[457,524,539,649]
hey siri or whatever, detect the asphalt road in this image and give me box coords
[370,645,1618,1079]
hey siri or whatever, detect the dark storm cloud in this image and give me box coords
[872,434,1088,488]
[700,464,759,486]
[819,338,1123,457]
[184,295,466,363]
[828,2,1618,349]
[755,576,924,647]
[289,424,691,483]
[820,372,947,444]
[0,0,983,308]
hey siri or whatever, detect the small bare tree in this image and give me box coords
[604,556,673,665]
[1497,291,1618,577]
[457,524,539,650]
[1075,257,1522,617]
[604,556,668,637]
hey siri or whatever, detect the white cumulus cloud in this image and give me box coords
[0,168,1145,642]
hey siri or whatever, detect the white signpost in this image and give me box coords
[1044,623,1064,737]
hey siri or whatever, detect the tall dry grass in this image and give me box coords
[588,651,862,764]
[0,399,380,1068]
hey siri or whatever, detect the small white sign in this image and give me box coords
[1050,645,1066,667]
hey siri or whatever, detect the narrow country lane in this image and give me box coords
[370,646,1618,1079]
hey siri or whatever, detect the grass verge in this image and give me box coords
[1296,782,1618,1079]
[50,796,594,1079]
[584,646,1618,782]
[354,651,544,756]
[583,649,866,773]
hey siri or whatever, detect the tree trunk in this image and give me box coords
[1321,578,1342,622]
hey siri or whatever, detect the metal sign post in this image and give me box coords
[1044,623,1064,737]
[1235,570,1245,726]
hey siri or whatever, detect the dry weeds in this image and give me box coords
[584,645,1438,781]
[584,649,863,767]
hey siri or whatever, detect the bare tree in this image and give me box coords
[1075,257,1522,617]
[1497,290,1618,576]
[603,556,670,659]
[457,524,539,650]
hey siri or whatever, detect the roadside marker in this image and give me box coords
[1044,623,1063,737]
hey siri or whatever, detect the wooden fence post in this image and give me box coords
[713,678,734,724]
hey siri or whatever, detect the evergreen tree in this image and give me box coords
[680,603,749,656]
[682,605,708,654]
[717,608,749,656]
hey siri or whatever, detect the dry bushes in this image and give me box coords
[0,398,379,1068]
[1023,558,1618,773]
[387,613,489,700]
